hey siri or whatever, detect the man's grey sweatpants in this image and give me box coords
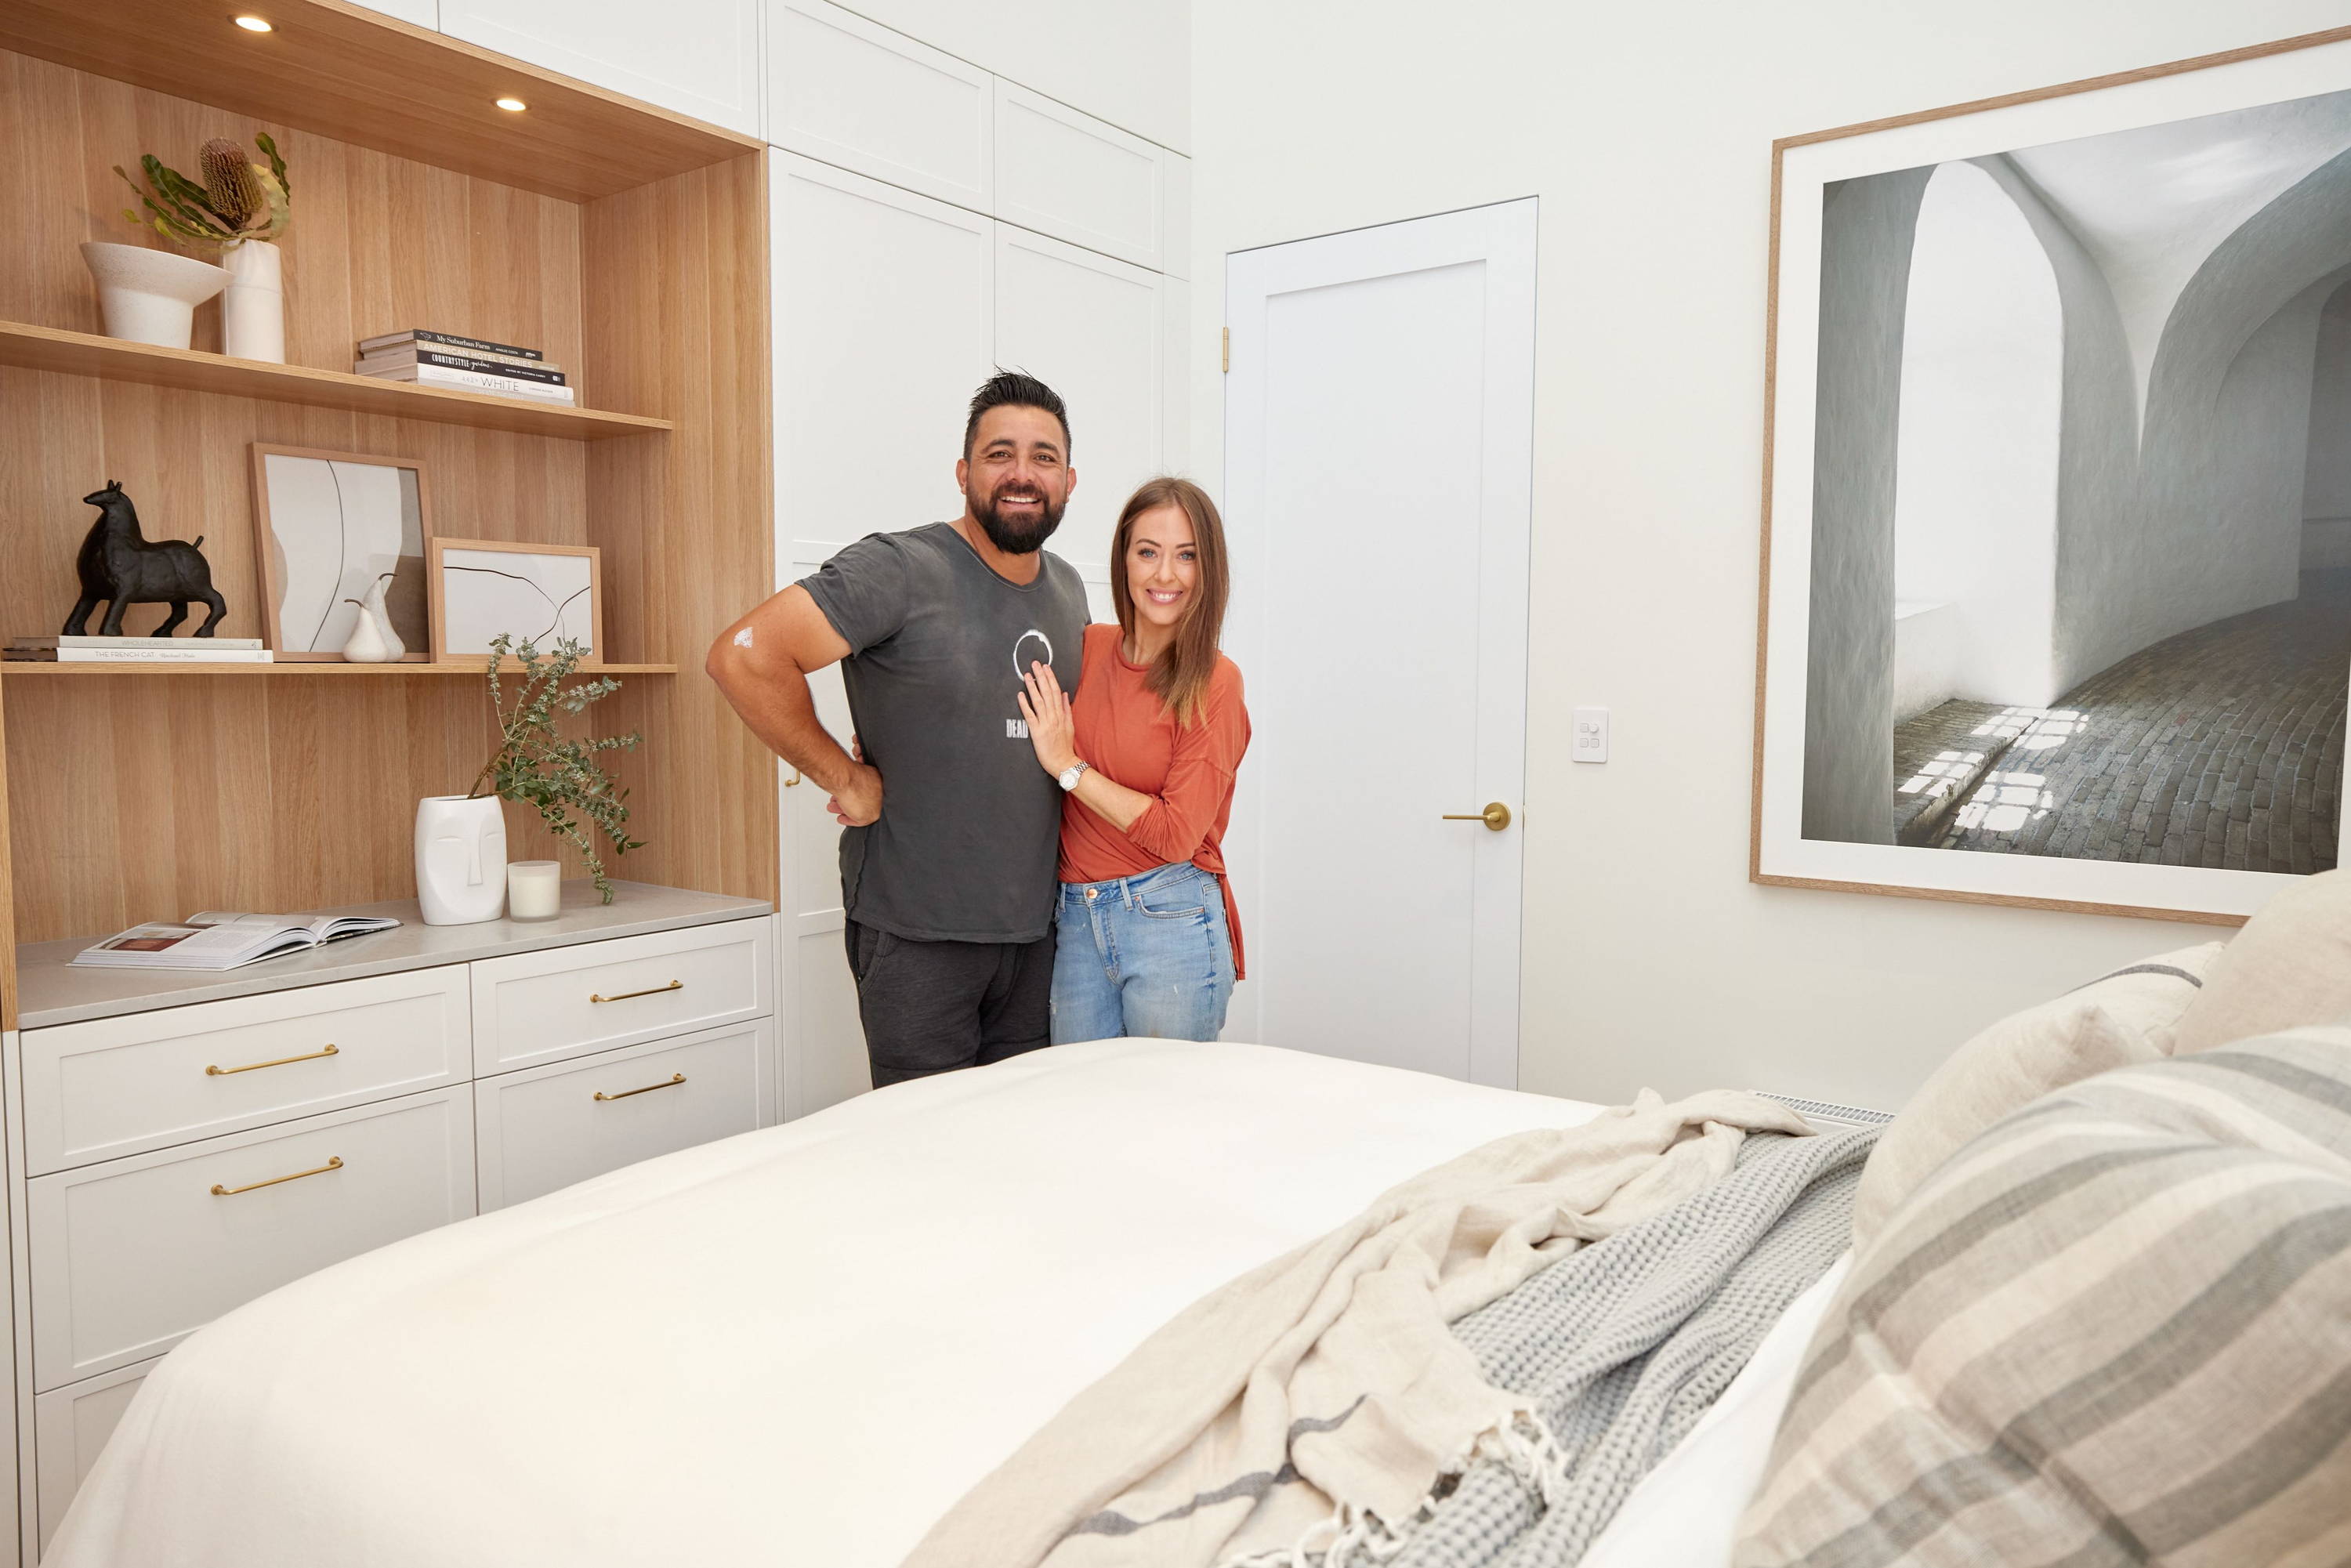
[844,919,1054,1087]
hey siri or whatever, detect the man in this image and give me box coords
[708,372,1090,1085]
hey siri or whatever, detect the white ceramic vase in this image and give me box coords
[341,574,404,662]
[79,242,230,350]
[219,239,285,363]
[415,794,508,925]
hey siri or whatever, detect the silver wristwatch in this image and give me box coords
[1057,760,1091,792]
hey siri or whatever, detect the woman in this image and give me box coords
[1016,476,1250,1043]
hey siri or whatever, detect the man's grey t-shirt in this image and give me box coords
[799,523,1088,945]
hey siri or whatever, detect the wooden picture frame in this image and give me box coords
[426,538,604,667]
[1751,26,2351,928]
[248,444,434,662]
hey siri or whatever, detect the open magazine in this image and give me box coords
[71,910,402,971]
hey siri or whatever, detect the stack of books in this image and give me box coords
[5,636,271,664]
[352,329,575,405]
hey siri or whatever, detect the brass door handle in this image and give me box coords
[207,1043,339,1076]
[590,980,683,1004]
[212,1155,342,1197]
[595,1072,686,1102]
[1442,802,1513,832]
[784,766,803,788]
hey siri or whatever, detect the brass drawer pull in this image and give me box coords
[590,980,683,1004]
[211,1155,343,1197]
[206,1043,340,1077]
[595,1072,686,1102]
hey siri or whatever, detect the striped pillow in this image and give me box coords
[1737,1030,2351,1568]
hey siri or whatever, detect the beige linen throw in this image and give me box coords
[906,1088,1814,1568]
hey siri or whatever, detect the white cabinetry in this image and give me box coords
[440,0,763,136]
[766,0,991,212]
[765,9,1186,1113]
[9,904,775,1555]
[994,81,1172,273]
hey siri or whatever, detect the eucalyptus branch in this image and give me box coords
[466,636,645,904]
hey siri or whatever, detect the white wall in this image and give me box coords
[837,0,1189,150]
[1188,0,2346,1112]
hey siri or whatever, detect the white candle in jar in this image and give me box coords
[507,860,563,921]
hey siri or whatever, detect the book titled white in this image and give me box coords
[71,910,403,971]
[360,364,578,404]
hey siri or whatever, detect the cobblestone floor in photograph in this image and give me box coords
[1892,585,2350,873]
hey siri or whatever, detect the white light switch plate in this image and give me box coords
[1573,706,1610,762]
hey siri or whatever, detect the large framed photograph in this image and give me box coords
[1753,29,2351,925]
[248,444,433,661]
[426,538,603,665]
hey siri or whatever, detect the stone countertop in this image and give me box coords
[16,880,773,1030]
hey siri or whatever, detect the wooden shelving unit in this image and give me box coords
[0,322,675,440]
[0,1,777,1030]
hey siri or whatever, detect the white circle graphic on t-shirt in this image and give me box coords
[1012,628,1054,677]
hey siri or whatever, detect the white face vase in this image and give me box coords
[415,795,509,925]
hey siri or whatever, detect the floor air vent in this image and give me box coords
[1754,1092,1896,1131]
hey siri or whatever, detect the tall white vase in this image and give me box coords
[220,239,285,364]
[415,795,508,925]
[79,242,230,350]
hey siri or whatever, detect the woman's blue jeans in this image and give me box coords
[1050,860,1235,1044]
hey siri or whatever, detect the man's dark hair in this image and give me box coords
[963,371,1070,459]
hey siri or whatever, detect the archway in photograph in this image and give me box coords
[1887,161,2062,845]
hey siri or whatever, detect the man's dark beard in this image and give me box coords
[969,482,1065,554]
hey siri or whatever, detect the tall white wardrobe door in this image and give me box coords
[440,0,763,135]
[770,152,994,1117]
[994,226,1165,601]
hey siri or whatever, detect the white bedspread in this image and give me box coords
[46,1040,1826,1568]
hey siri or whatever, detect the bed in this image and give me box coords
[43,1039,1846,1568]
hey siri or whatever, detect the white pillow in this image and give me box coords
[2172,869,2351,1052]
[1848,942,2222,1251]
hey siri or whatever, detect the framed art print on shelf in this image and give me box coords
[248,445,433,661]
[1752,26,2351,926]
[427,538,603,666]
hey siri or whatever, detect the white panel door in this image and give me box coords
[995,81,1168,271]
[994,225,1163,607]
[1223,201,1537,1088]
[440,0,763,135]
[766,0,992,212]
[770,152,995,1117]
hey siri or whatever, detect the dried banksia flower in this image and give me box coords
[199,138,265,229]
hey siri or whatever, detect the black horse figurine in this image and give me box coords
[63,481,227,637]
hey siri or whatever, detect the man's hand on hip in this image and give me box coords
[828,762,884,827]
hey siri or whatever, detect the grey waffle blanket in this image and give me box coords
[1378,1124,1879,1568]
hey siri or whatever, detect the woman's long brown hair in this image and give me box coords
[1109,476,1230,728]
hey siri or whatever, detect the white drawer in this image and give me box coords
[27,1088,475,1392]
[35,1356,158,1556]
[21,968,470,1175]
[476,1017,777,1211]
[469,919,773,1075]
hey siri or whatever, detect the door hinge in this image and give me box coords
[1222,328,1230,374]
